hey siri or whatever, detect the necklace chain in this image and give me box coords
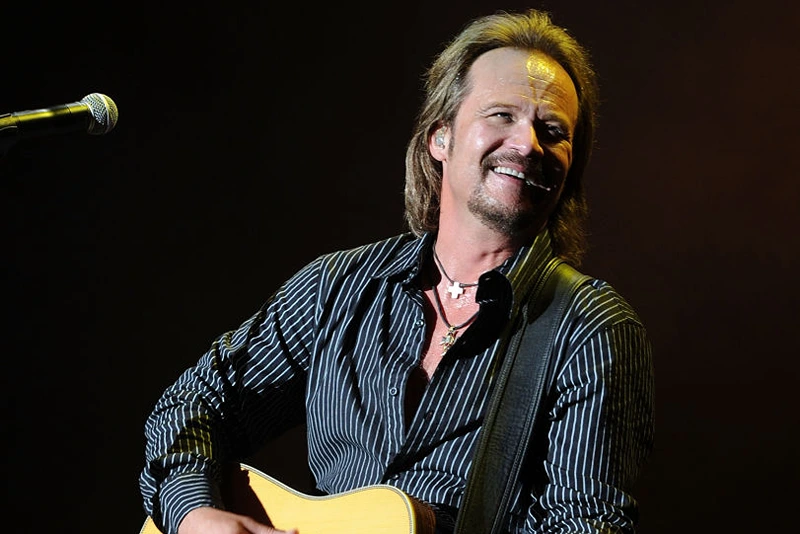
[432,245,479,299]
[430,272,480,355]
[428,240,514,354]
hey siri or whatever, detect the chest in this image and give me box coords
[304,280,488,426]
[419,286,481,379]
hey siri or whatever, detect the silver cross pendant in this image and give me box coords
[446,281,465,299]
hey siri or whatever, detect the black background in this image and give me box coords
[2,1,799,532]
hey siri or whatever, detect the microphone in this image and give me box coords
[0,93,119,146]
[524,178,553,191]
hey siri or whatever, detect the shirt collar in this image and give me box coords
[370,232,435,283]
[371,229,556,296]
[504,231,556,285]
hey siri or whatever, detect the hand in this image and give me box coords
[177,506,298,534]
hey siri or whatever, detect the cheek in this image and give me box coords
[563,148,573,172]
[459,123,502,153]
[549,146,573,175]
[533,184,564,220]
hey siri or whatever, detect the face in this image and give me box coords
[431,47,579,239]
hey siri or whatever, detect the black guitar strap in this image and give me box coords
[453,259,590,534]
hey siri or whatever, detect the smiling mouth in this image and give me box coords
[492,166,553,191]
[493,166,526,181]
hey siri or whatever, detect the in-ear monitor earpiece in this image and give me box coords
[435,128,445,148]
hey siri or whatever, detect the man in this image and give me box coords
[140,9,654,534]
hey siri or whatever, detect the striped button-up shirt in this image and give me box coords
[140,230,654,533]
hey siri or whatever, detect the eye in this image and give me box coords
[490,111,514,122]
[538,123,570,142]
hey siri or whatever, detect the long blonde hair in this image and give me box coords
[403,9,599,266]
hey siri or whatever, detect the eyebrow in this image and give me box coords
[538,110,574,128]
[479,100,576,129]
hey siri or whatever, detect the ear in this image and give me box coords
[428,126,448,162]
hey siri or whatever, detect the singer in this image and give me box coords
[139,9,654,534]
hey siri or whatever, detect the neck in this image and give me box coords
[433,224,530,283]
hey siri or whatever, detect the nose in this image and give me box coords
[508,121,544,158]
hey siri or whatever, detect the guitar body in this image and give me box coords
[139,463,436,534]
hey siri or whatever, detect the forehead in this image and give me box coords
[466,47,578,121]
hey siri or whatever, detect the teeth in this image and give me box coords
[493,166,525,180]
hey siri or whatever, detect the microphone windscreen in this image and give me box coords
[81,93,119,135]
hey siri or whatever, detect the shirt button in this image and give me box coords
[415,319,424,328]
[389,387,399,396]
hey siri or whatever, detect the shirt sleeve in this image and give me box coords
[138,257,323,534]
[520,286,655,533]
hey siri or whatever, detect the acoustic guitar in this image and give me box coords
[139,463,437,534]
